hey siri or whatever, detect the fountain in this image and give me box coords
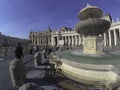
[76,4,110,54]
[50,4,120,90]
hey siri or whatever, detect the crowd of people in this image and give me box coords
[1,42,60,60]
[14,43,49,59]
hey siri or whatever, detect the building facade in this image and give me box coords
[29,28,52,46]
[103,21,120,47]
[29,21,120,47]
[29,27,83,47]
[0,32,28,46]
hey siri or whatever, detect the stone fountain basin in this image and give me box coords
[78,6,103,21]
[56,50,120,66]
[52,50,120,89]
[75,18,110,36]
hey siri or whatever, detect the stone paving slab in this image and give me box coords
[0,54,65,90]
[26,69,64,90]
[0,54,34,90]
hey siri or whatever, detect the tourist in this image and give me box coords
[34,46,39,52]
[15,43,24,59]
[29,47,33,55]
[36,46,39,52]
[4,46,8,56]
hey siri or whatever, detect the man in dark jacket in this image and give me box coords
[15,43,24,59]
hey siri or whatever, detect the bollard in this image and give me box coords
[19,83,41,90]
[9,59,26,89]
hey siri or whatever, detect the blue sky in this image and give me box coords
[0,0,120,39]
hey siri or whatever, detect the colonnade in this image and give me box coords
[103,25,120,47]
[30,29,120,47]
[29,34,51,46]
[29,22,120,47]
[51,34,82,46]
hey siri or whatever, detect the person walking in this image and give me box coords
[15,43,24,59]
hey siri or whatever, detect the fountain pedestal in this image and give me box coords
[84,36,102,54]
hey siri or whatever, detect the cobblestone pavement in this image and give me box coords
[26,64,65,90]
[0,54,65,90]
[0,58,13,90]
[0,54,34,90]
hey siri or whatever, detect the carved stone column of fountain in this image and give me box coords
[75,4,111,54]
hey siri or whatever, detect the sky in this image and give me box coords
[0,0,120,39]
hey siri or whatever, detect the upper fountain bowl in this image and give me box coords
[78,4,103,21]
[75,18,110,36]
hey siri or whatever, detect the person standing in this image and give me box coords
[29,47,33,55]
[15,43,24,59]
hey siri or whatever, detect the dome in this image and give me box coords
[78,4,103,21]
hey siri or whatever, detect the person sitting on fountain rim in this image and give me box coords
[15,43,24,59]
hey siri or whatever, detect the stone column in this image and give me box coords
[36,36,37,45]
[65,36,67,45]
[71,35,73,46]
[39,37,41,44]
[114,29,117,46]
[103,33,107,46]
[57,36,59,46]
[33,35,34,44]
[35,36,37,45]
[39,36,41,45]
[108,30,112,47]
[82,35,84,45]
[119,28,120,46]
[37,36,39,45]
[62,36,63,40]
[40,37,42,45]
[33,35,35,44]
[41,37,42,44]
[29,36,31,44]
[78,35,81,45]
[55,36,57,46]
[106,32,109,46]
[51,36,54,46]
[43,36,44,45]
[48,36,50,45]
[38,37,40,45]
[68,36,71,46]
[75,35,77,45]
[32,36,33,44]
[70,36,72,46]
[30,36,32,44]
